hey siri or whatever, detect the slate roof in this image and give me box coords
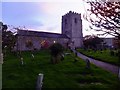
[17,30,69,38]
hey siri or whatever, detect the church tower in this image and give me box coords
[62,11,83,48]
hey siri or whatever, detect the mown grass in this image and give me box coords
[2,49,120,89]
[77,49,119,66]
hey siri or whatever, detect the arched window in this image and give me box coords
[25,40,33,48]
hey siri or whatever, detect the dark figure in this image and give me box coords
[86,59,90,69]
[75,52,77,57]
[75,47,77,50]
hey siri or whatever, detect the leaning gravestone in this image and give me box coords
[36,73,44,90]
[61,53,64,61]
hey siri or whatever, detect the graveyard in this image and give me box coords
[2,49,119,89]
[2,1,120,89]
[77,48,119,66]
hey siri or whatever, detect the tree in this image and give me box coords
[83,35,103,49]
[84,1,120,39]
[2,22,16,51]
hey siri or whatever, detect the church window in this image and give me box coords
[25,40,33,48]
[74,18,77,24]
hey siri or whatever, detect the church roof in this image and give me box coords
[17,30,69,38]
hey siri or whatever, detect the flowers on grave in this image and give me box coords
[41,40,49,48]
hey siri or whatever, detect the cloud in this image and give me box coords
[2,1,92,36]
[40,2,84,16]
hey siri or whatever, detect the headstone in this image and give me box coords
[85,59,90,69]
[75,52,77,57]
[65,53,71,55]
[31,54,35,61]
[36,73,44,90]
[20,57,24,65]
[61,54,64,61]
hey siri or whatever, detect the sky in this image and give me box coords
[1,0,114,37]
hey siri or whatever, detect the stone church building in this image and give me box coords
[15,11,83,51]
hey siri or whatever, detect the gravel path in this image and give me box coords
[72,49,120,75]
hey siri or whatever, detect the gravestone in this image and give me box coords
[20,57,24,65]
[31,54,35,61]
[85,59,90,69]
[119,67,120,80]
[61,53,64,61]
[65,53,71,55]
[36,73,44,90]
[75,52,77,57]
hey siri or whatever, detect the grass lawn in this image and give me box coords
[77,49,119,66]
[2,49,120,89]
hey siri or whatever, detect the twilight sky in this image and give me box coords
[1,0,99,36]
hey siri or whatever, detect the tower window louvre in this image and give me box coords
[74,18,77,24]
[65,19,67,25]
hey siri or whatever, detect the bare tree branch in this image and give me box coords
[85,1,120,39]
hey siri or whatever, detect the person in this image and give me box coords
[86,59,90,69]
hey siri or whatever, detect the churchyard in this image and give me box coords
[77,48,119,66]
[2,49,120,89]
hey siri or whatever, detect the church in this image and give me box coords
[15,11,83,51]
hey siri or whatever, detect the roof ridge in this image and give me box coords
[17,30,69,38]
